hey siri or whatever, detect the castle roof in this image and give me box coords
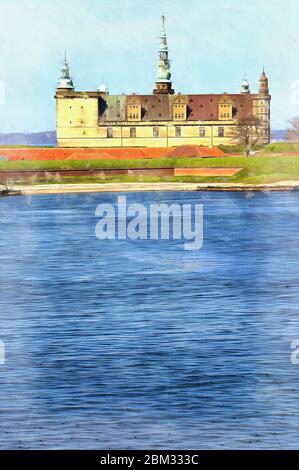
[96,93,254,122]
[186,94,253,120]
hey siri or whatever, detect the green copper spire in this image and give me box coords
[154,15,174,94]
[57,52,74,90]
[156,14,171,82]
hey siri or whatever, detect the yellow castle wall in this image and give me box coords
[57,103,237,147]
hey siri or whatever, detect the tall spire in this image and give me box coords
[153,15,174,94]
[57,52,74,90]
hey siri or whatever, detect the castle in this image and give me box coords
[55,16,271,148]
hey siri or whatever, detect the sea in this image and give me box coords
[0,190,299,449]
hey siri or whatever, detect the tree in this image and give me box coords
[287,116,299,141]
[232,117,261,156]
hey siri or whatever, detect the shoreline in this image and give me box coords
[12,181,299,195]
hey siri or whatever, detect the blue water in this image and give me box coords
[0,191,299,449]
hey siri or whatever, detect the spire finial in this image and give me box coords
[161,13,166,30]
[64,50,67,63]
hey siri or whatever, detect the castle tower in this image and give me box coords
[257,68,271,143]
[57,52,74,90]
[241,78,250,94]
[259,67,269,95]
[153,15,174,95]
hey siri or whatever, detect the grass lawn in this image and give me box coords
[4,155,299,184]
[1,142,299,185]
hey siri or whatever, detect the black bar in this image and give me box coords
[0,450,298,467]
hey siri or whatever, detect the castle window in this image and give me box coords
[107,127,113,138]
[218,126,224,137]
[153,126,159,138]
[175,126,181,137]
[199,126,205,137]
[130,127,136,138]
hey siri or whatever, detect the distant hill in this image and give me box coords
[271,129,288,141]
[0,131,56,146]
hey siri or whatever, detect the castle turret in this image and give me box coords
[57,53,74,90]
[97,82,109,94]
[241,78,250,94]
[153,15,174,94]
[259,67,269,95]
[257,68,271,143]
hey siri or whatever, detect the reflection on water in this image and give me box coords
[0,191,299,449]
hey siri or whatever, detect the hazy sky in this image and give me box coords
[0,0,298,132]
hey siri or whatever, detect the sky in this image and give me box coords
[0,0,298,133]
